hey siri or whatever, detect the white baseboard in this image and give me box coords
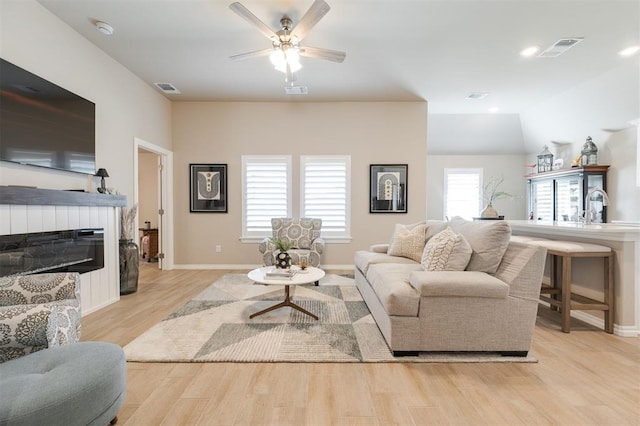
[540,302,639,337]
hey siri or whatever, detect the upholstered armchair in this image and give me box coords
[0,272,81,362]
[259,218,325,267]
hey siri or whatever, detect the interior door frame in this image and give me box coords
[133,137,174,270]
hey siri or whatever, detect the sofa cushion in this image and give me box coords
[409,270,509,298]
[448,216,511,274]
[421,227,472,271]
[354,250,419,276]
[0,303,58,362]
[387,223,427,262]
[425,220,449,241]
[366,263,423,316]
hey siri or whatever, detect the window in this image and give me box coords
[242,155,351,242]
[242,155,291,238]
[301,155,351,240]
[443,168,482,220]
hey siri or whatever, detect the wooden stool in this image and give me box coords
[526,239,614,333]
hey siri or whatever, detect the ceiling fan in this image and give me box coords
[229,0,346,87]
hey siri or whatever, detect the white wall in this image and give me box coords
[520,60,640,223]
[172,102,428,267]
[0,0,172,200]
[428,114,525,154]
[426,155,527,221]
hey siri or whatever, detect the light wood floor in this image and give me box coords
[82,263,640,425]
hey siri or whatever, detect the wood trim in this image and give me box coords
[525,165,610,180]
[0,186,126,207]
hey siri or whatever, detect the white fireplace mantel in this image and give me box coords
[0,186,126,315]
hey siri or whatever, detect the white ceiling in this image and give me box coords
[37,0,639,114]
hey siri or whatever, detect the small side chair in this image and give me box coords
[259,218,325,268]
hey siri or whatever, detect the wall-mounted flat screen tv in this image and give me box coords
[0,58,96,175]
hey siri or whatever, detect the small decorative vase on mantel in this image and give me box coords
[119,204,139,295]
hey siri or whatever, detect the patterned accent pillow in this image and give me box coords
[45,301,81,344]
[0,303,58,363]
[421,227,472,271]
[387,223,427,262]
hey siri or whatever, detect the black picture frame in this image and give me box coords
[190,164,227,213]
[370,164,408,213]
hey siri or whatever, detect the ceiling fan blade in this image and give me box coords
[229,2,277,40]
[290,0,330,41]
[299,46,346,63]
[230,48,273,62]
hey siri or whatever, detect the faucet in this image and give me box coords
[584,188,609,225]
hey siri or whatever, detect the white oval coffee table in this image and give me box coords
[247,266,325,319]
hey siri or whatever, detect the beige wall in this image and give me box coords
[426,155,528,221]
[172,102,428,267]
[0,0,172,202]
[138,152,159,229]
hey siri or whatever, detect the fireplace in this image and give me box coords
[0,228,104,277]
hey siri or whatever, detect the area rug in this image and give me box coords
[124,274,536,363]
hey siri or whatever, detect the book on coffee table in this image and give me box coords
[265,270,296,279]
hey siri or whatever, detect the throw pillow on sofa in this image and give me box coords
[387,223,427,262]
[421,227,472,271]
[447,216,511,274]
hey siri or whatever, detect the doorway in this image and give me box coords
[134,137,174,270]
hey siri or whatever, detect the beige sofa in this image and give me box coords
[354,218,547,356]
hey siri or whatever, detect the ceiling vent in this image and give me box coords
[284,86,308,95]
[465,92,489,100]
[154,82,180,94]
[538,38,584,58]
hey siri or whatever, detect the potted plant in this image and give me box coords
[481,176,512,218]
[119,204,139,294]
[269,237,294,269]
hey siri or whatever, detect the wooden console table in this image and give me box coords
[139,228,158,262]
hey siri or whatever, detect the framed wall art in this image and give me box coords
[190,163,227,213]
[369,164,407,213]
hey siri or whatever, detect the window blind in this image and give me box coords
[444,168,482,220]
[242,156,291,236]
[301,156,350,237]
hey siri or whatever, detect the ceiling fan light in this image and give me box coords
[270,49,285,67]
[288,60,302,73]
[270,48,302,73]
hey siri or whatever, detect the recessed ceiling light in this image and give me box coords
[94,21,114,36]
[618,45,640,57]
[465,92,489,100]
[488,107,500,113]
[520,46,539,57]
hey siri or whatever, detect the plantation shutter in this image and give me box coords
[242,155,291,237]
[301,155,350,238]
[444,168,482,220]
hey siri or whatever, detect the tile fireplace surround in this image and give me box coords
[0,186,126,315]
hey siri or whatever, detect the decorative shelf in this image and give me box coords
[0,186,126,207]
